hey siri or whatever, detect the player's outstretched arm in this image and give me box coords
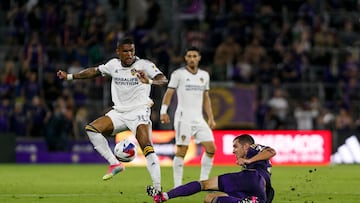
[56,67,101,80]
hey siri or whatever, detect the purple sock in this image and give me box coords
[167,181,202,199]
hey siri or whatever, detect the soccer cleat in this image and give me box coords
[146,185,158,197]
[102,163,125,180]
[146,185,167,203]
[153,193,167,203]
[239,196,259,203]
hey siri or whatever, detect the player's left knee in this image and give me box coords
[205,145,216,156]
[85,124,100,133]
[143,145,155,157]
[205,151,215,158]
[203,142,216,154]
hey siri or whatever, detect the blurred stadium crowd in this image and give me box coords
[1,0,360,150]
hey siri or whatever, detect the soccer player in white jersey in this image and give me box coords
[56,37,168,191]
[160,46,216,188]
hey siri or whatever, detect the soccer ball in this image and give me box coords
[114,139,137,162]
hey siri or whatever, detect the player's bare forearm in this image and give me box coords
[204,102,214,121]
[246,147,276,164]
[73,67,101,79]
[57,67,101,80]
[136,71,168,86]
[205,106,216,129]
[160,88,174,124]
[152,74,168,86]
[204,91,216,128]
[162,88,175,106]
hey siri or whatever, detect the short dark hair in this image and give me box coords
[117,37,135,47]
[185,46,201,55]
[233,134,255,145]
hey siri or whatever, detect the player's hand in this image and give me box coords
[136,70,151,84]
[160,113,170,124]
[236,157,250,166]
[57,70,67,80]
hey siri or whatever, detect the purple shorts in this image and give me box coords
[218,169,266,202]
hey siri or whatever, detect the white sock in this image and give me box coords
[87,131,119,165]
[200,153,213,181]
[173,156,184,187]
[145,153,161,190]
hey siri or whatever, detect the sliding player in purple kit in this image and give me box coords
[147,134,276,203]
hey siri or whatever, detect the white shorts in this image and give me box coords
[105,106,152,136]
[174,118,214,146]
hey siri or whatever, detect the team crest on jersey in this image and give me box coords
[200,78,204,83]
[181,135,186,142]
[130,68,137,76]
[153,65,160,72]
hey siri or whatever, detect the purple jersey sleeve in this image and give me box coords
[244,144,274,203]
[245,144,272,177]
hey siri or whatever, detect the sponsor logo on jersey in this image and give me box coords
[185,84,205,91]
[114,77,139,85]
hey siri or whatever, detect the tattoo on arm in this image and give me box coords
[74,67,101,79]
[152,74,168,86]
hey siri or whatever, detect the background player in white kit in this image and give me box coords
[56,37,167,191]
[160,46,216,187]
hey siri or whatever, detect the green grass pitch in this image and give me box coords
[0,164,359,203]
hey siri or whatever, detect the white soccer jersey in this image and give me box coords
[98,58,162,112]
[168,67,210,122]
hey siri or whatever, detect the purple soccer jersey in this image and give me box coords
[218,170,266,202]
[163,143,274,203]
[245,144,273,170]
[217,144,273,203]
[245,144,272,183]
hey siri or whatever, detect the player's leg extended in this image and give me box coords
[148,176,219,202]
[85,116,124,180]
[216,171,266,203]
[173,145,188,187]
[200,141,216,181]
[209,195,260,203]
[205,193,242,203]
[136,124,161,190]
